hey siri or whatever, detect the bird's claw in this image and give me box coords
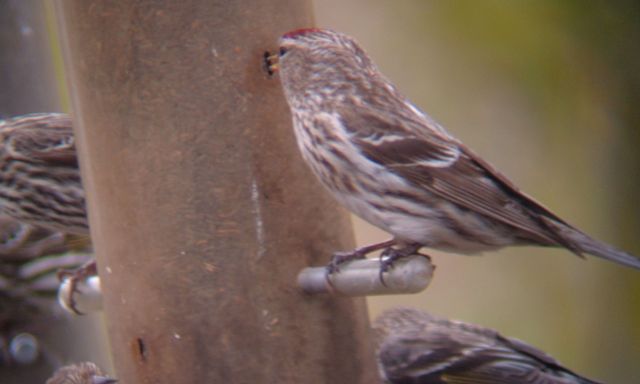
[325,249,366,283]
[57,260,97,315]
[322,239,399,290]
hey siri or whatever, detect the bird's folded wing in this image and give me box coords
[4,113,77,167]
[343,104,571,247]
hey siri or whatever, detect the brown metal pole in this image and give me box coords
[0,2,109,383]
[54,1,379,383]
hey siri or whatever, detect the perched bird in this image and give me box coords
[269,28,640,271]
[0,114,94,314]
[46,362,116,384]
[373,308,601,384]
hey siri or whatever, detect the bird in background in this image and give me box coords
[0,216,92,312]
[267,28,640,272]
[0,217,92,367]
[0,217,88,261]
[373,307,602,384]
[0,113,86,233]
[0,113,94,314]
[46,362,116,384]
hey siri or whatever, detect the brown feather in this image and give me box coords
[344,103,569,248]
[4,114,77,167]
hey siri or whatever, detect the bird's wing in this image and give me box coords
[497,335,603,384]
[379,331,468,383]
[2,113,77,167]
[341,103,573,248]
[380,332,598,384]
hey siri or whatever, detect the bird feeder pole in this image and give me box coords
[54,1,379,383]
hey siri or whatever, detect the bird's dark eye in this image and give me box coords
[279,47,288,56]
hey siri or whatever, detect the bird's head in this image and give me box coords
[268,28,379,108]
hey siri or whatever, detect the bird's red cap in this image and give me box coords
[282,28,323,39]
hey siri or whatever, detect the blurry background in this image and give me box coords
[315,1,640,382]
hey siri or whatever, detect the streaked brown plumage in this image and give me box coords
[273,28,640,270]
[0,216,92,362]
[46,362,116,384]
[0,216,89,262]
[0,216,92,309]
[0,113,95,314]
[373,308,601,384]
[0,113,87,234]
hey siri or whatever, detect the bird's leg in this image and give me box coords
[379,243,424,286]
[326,239,397,276]
[57,259,97,315]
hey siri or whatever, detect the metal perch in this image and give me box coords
[58,275,102,315]
[59,254,434,315]
[298,255,434,296]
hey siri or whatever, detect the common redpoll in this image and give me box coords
[0,113,95,313]
[373,308,601,384]
[46,362,116,384]
[269,28,640,271]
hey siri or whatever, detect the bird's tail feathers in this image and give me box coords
[542,217,640,270]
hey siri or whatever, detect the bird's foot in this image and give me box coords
[325,239,397,289]
[326,239,397,275]
[57,260,97,315]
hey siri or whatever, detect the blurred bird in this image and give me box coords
[0,216,92,367]
[268,28,640,272]
[373,308,601,384]
[0,217,92,314]
[0,113,94,313]
[0,113,86,234]
[46,362,116,384]
[0,217,84,261]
